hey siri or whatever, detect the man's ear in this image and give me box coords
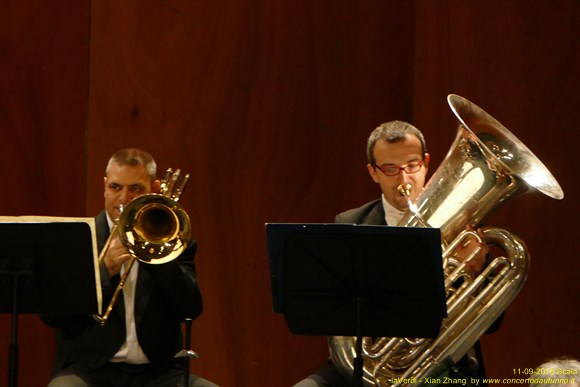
[367,163,380,183]
[151,179,162,194]
[423,153,431,170]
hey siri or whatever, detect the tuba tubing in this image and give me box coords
[329,95,563,386]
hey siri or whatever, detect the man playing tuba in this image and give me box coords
[294,121,495,387]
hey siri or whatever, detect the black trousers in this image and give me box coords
[294,349,488,387]
[47,360,217,387]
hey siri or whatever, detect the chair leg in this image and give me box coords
[175,318,199,386]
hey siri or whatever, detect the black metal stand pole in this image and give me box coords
[8,272,19,387]
[183,318,192,387]
[353,297,363,387]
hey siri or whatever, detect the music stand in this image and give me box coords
[0,217,102,387]
[266,223,446,387]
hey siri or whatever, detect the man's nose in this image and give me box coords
[119,188,132,204]
[397,169,411,183]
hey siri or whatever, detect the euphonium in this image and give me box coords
[93,168,191,326]
[329,94,564,386]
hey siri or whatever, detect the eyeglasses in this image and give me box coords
[374,160,424,176]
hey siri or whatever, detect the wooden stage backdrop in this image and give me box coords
[0,1,578,386]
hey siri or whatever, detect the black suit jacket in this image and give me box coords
[334,198,385,225]
[43,210,203,372]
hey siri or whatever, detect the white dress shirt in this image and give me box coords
[382,194,405,226]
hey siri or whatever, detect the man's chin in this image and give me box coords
[394,202,409,212]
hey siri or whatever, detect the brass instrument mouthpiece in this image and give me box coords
[397,183,412,198]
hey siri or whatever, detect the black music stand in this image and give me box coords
[0,218,101,387]
[266,223,446,387]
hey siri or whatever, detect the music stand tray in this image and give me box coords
[266,223,446,338]
[0,216,102,387]
[266,223,447,386]
[0,216,102,315]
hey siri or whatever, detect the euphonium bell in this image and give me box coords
[93,168,191,326]
[329,95,563,386]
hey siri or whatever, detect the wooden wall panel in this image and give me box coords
[85,2,416,385]
[0,1,90,385]
[1,0,578,386]
[412,1,580,385]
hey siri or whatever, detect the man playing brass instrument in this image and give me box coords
[295,121,495,387]
[43,149,218,386]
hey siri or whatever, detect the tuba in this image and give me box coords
[93,168,191,326]
[329,94,564,386]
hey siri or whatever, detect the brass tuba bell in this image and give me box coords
[93,168,191,326]
[329,95,563,386]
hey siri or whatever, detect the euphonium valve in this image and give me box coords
[93,168,191,326]
[329,95,563,386]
